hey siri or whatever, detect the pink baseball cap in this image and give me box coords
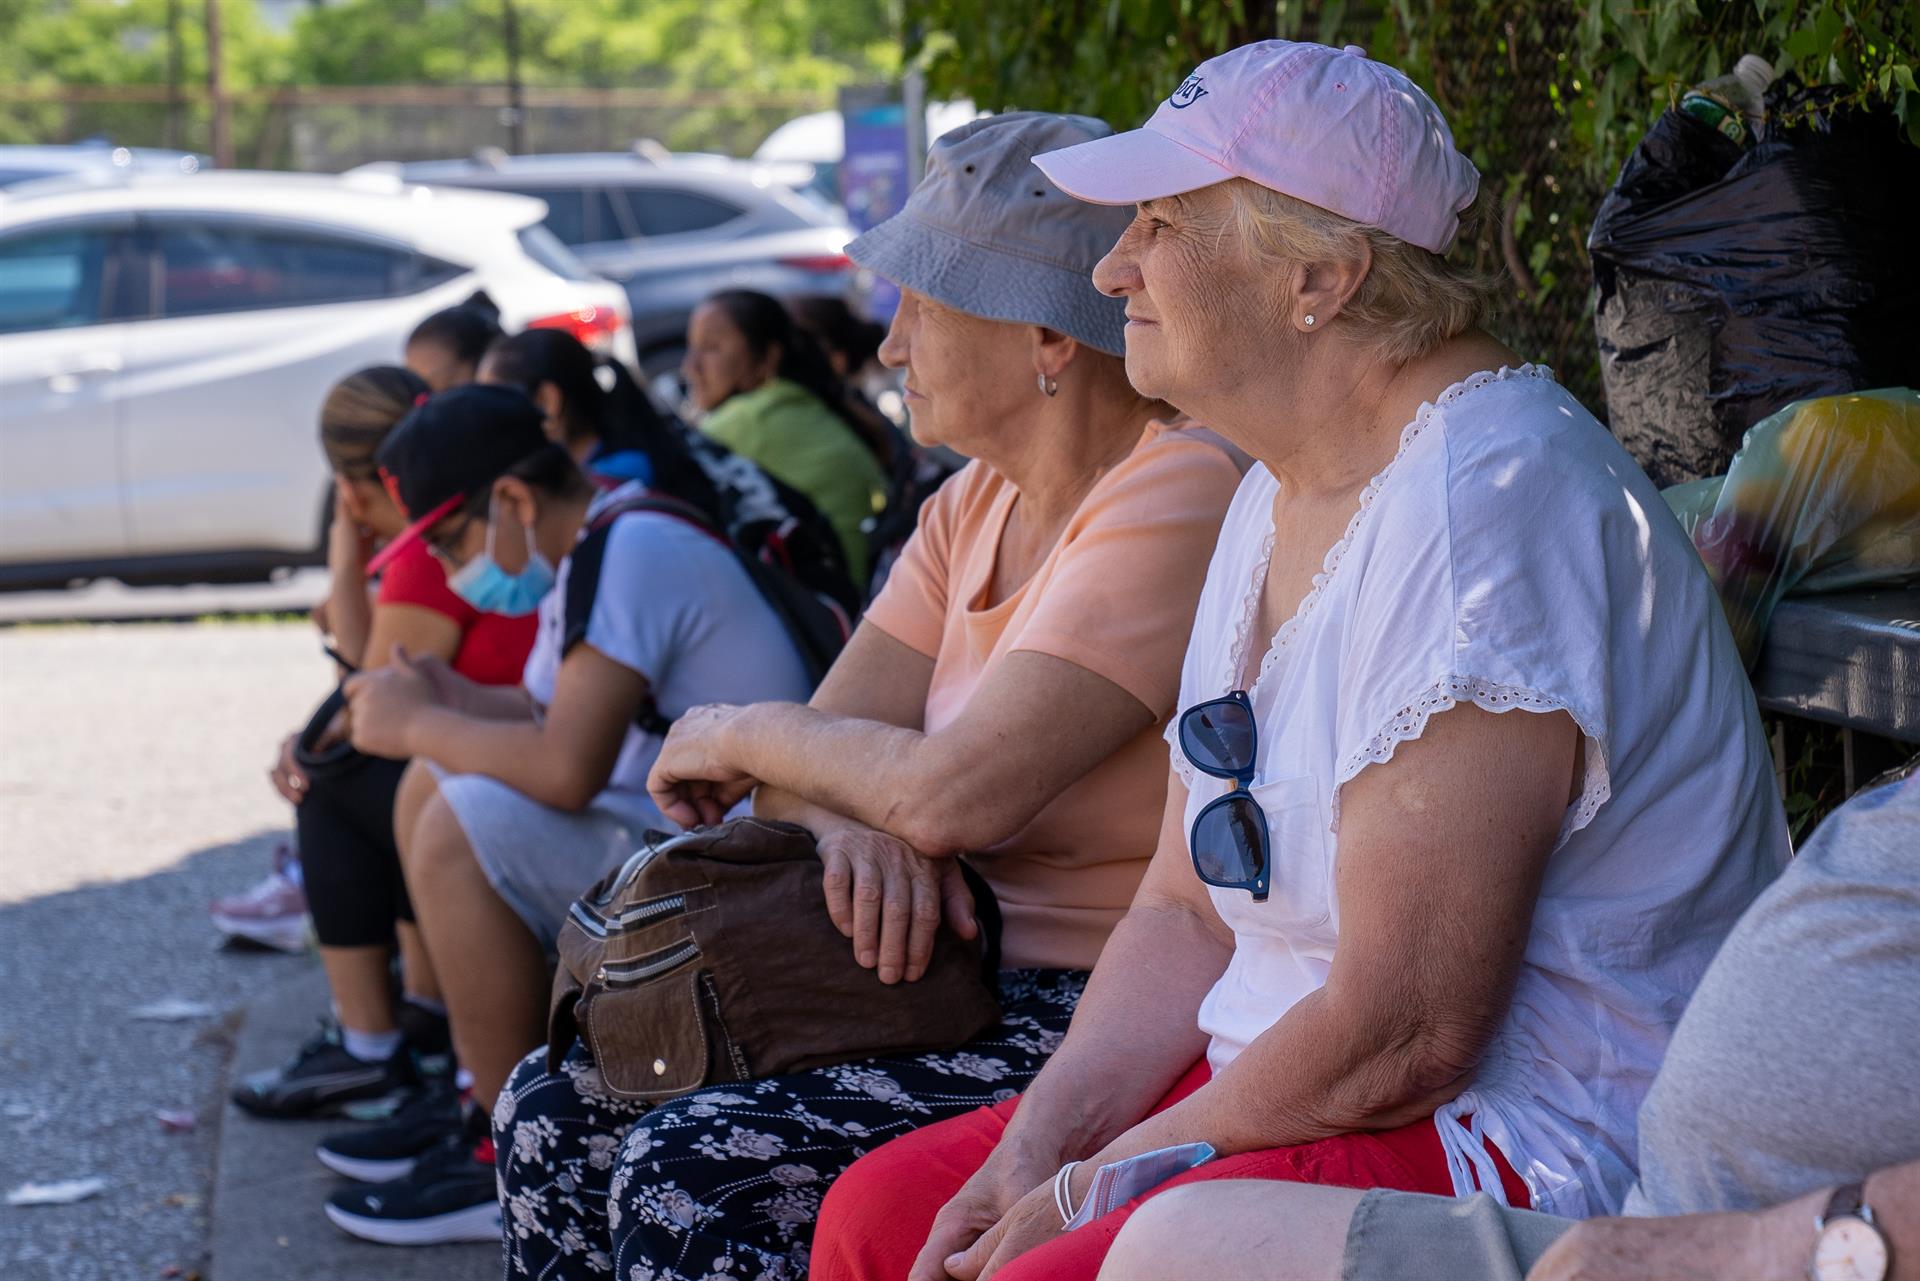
[1032,41,1480,255]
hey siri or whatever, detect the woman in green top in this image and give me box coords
[682,289,890,581]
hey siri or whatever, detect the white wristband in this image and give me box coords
[1052,1160,1084,1228]
[1062,1142,1217,1232]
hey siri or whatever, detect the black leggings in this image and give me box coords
[297,754,415,948]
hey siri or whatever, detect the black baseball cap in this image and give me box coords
[365,383,551,574]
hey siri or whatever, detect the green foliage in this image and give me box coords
[0,0,290,147]
[903,0,1916,412]
[0,0,289,89]
[0,0,897,153]
[904,0,1919,177]
[286,0,897,95]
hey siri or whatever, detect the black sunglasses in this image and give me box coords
[1177,690,1270,902]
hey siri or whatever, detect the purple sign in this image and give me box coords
[839,87,909,321]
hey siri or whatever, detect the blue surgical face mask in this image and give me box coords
[446,502,555,617]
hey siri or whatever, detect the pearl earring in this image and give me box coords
[1304,314,1316,327]
[1037,373,1058,397]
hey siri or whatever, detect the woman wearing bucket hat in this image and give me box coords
[490,112,1248,1280]
[810,40,1787,1281]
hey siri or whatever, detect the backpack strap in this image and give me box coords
[560,491,723,737]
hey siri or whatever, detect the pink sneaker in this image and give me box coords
[211,843,309,953]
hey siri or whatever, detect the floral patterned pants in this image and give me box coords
[494,969,1087,1281]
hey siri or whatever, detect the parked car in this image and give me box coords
[0,142,209,190]
[0,169,634,589]
[365,151,856,382]
[752,101,984,211]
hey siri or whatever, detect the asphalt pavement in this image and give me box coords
[0,615,485,1279]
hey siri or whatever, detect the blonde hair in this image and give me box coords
[1224,179,1497,364]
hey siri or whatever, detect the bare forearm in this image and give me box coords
[402,705,595,809]
[459,681,538,721]
[1080,974,1490,1175]
[326,574,373,667]
[1873,1158,1920,1281]
[752,784,862,839]
[1530,1158,1920,1281]
[1768,1158,1920,1281]
[722,703,1006,853]
[1002,904,1226,1163]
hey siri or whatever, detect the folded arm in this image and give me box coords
[652,622,1158,856]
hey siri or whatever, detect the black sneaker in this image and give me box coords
[394,999,453,1080]
[315,1079,462,1183]
[323,1109,501,1245]
[231,1021,413,1120]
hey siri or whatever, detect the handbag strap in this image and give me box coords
[956,859,1002,982]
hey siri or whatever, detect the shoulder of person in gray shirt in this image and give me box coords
[1623,767,1920,1217]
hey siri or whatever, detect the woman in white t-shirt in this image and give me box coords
[810,42,1790,1281]
[332,384,812,1243]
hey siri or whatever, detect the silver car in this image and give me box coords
[0,170,634,589]
[373,151,857,381]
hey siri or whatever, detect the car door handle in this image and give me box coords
[45,353,124,377]
[43,352,122,394]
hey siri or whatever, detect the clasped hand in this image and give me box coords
[818,822,978,986]
[646,702,759,828]
[342,645,448,759]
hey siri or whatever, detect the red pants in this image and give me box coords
[812,1060,1529,1281]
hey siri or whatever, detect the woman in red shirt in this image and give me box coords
[235,366,536,1123]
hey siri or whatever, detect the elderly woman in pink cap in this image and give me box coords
[809,40,1789,1281]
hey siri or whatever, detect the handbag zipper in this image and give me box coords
[598,940,701,986]
[569,888,692,939]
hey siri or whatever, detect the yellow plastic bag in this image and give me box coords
[1664,388,1920,667]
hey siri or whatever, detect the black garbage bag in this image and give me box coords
[1590,84,1920,488]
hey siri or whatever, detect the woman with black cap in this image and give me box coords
[320,383,814,1246]
[230,366,537,1125]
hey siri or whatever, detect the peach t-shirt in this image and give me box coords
[863,420,1246,971]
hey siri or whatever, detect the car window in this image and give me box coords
[585,188,635,243]
[516,225,595,282]
[619,187,743,237]
[0,167,59,189]
[153,222,409,318]
[514,188,589,246]
[415,254,469,291]
[0,227,109,334]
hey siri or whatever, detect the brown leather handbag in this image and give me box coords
[546,818,1003,1100]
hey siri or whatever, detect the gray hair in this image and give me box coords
[1224,179,1498,364]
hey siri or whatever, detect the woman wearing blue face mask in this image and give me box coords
[331,383,815,1245]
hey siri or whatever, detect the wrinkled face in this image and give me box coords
[405,338,476,394]
[876,288,1038,455]
[1091,184,1295,421]
[681,302,779,413]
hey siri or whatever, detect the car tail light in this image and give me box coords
[777,253,854,273]
[527,306,625,353]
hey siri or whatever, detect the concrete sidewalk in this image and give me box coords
[209,964,495,1281]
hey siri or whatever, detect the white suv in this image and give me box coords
[0,170,636,588]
